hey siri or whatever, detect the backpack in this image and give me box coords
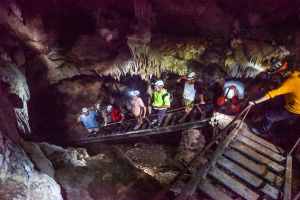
[162,92,173,105]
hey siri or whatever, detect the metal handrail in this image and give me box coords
[102,103,206,127]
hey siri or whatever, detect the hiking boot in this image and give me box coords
[152,122,161,128]
[92,132,99,137]
[250,127,265,136]
[133,123,141,130]
[151,119,157,125]
[178,117,186,123]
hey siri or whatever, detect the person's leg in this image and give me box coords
[93,128,99,136]
[87,128,93,136]
[157,109,167,125]
[262,108,291,132]
[179,99,193,123]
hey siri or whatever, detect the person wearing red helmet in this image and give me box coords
[215,80,245,115]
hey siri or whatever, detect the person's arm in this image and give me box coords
[176,76,186,83]
[77,116,81,123]
[103,111,108,126]
[196,82,205,104]
[142,106,147,117]
[199,94,205,104]
[250,78,293,105]
[120,113,125,121]
[250,96,269,105]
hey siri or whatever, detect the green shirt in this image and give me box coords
[152,89,171,108]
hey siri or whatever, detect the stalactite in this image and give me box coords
[0,59,31,134]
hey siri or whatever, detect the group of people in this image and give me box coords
[78,59,300,150]
[77,70,247,136]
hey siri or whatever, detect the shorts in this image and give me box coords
[183,98,194,113]
[87,128,99,133]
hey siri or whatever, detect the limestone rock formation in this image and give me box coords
[0,74,62,200]
[175,129,206,164]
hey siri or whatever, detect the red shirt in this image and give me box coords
[110,108,123,122]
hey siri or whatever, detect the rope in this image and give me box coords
[288,137,300,156]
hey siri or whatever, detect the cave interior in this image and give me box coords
[0,0,300,199]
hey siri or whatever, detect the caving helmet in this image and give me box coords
[82,107,88,113]
[106,105,113,112]
[224,86,237,100]
[268,60,288,75]
[154,80,164,88]
[186,71,196,80]
[129,90,140,97]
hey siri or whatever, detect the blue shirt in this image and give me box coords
[80,111,99,129]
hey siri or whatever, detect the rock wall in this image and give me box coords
[0,76,62,199]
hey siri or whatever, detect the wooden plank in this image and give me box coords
[163,113,173,127]
[236,134,286,163]
[230,141,285,173]
[224,148,283,187]
[209,166,260,200]
[239,129,285,154]
[217,156,279,199]
[283,155,292,200]
[198,179,233,200]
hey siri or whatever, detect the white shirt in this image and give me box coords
[183,82,196,101]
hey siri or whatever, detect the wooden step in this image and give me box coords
[235,134,286,163]
[239,128,285,154]
[229,142,285,173]
[217,156,279,199]
[198,179,233,200]
[224,148,283,187]
[209,166,260,200]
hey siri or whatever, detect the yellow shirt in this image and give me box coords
[265,71,300,114]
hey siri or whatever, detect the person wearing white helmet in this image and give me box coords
[176,71,205,122]
[127,90,147,130]
[77,107,99,136]
[151,79,171,127]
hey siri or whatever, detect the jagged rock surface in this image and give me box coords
[0,74,62,200]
